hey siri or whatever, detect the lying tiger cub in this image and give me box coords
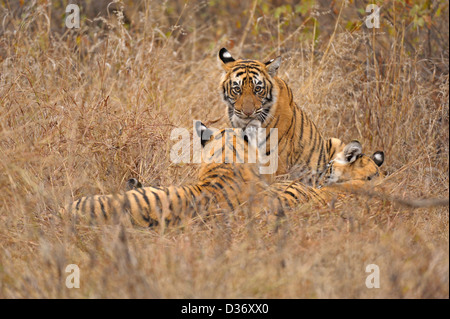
[65,122,384,227]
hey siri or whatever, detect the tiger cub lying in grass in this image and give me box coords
[65,122,384,227]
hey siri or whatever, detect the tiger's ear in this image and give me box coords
[126,178,142,190]
[195,121,213,147]
[265,56,282,76]
[372,151,384,167]
[219,48,235,70]
[342,140,362,163]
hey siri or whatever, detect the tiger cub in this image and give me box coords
[218,48,348,185]
[65,122,384,227]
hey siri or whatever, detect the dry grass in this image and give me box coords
[0,1,448,298]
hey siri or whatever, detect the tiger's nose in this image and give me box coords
[243,108,254,117]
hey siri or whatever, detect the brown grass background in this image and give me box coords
[0,0,448,298]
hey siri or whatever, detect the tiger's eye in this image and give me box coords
[254,86,262,93]
[233,87,241,94]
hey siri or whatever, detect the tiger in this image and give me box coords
[64,122,385,227]
[218,48,348,184]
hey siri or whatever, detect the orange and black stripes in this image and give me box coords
[67,184,209,227]
[219,49,349,184]
[66,122,385,228]
[66,128,266,226]
[67,174,263,227]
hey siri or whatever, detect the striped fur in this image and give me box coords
[65,124,384,227]
[219,48,347,185]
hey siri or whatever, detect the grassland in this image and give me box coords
[0,0,448,298]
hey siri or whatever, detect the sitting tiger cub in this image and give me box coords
[64,122,384,227]
[218,48,353,185]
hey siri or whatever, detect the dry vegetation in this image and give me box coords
[0,0,448,298]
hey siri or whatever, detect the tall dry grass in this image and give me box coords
[0,1,448,298]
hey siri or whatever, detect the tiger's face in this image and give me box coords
[219,48,281,130]
[322,141,385,186]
